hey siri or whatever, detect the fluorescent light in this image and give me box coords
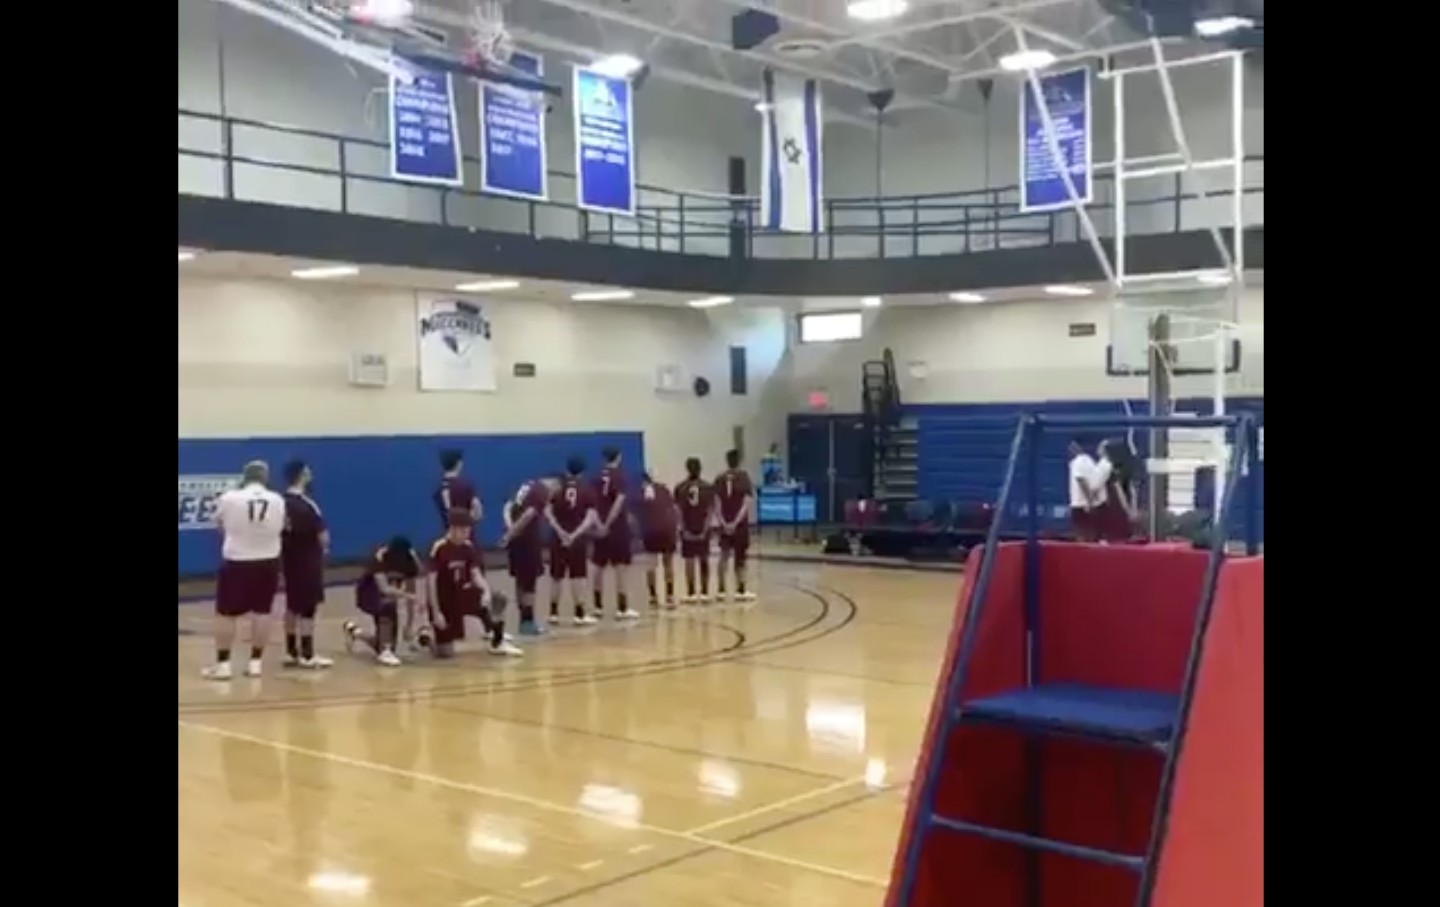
[754,101,772,112]
[350,0,413,25]
[999,49,1057,72]
[847,0,910,23]
[948,292,985,303]
[571,289,635,302]
[291,265,359,280]
[1194,15,1254,38]
[1044,284,1094,297]
[1196,272,1232,286]
[591,54,644,79]
[455,279,520,292]
[178,251,197,262]
[688,296,734,309]
[861,296,883,308]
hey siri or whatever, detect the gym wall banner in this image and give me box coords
[572,65,636,217]
[1019,67,1092,213]
[390,68,464,186]
[480,50,549,201]
[177,474,239,531]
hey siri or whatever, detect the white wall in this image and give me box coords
[783,288,1264,411]
[177,276,790,474]
[177,0,759,255]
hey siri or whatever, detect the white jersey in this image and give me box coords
[1068,453,1106,509]
[216,483,286,561]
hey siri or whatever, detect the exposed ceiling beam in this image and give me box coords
[826,0,1077,50]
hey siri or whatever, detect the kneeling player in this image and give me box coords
[343,537,424,666]
[429,511,522,657]
[637,472,679,608]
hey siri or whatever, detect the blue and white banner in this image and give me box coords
[760,70,824,234]
[1020,67,1092,212]
[573,66,636,216]
[417,296,498,392]
[390,69,463,186]
[178,475,238,532]
[480,50,548,201]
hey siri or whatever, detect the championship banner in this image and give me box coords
[760,69,824,234]
[390,68,464,186]
[417,297,498,392]
[573,66,636,216]
[481,50,548,201]
[178,475,238,531]
[1020,67,1092,212]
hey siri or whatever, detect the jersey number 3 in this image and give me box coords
[565,487,578,506]
[247,500,269,522]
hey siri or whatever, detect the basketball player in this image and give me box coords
[342,537,425,666]
[674,458,715,603]
[591,447,639,620]
[547,457,600,625]
[714,449,756,602]
[499,475,553,635]
[429,511,522,657]
[203,460,287,680]
[1095,439,1137,542]
[637,471,679,608]
[434,449,483,530]
[1067,438,1102,542]
[280,459,332,669]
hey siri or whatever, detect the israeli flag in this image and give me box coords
[760,70,824,233]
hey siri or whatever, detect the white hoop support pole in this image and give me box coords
[1096,49,1238,79]
[1014,27,1115,287]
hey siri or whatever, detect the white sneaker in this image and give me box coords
[736,591,757,602]
[572,614,600,626]
[488,641,524,657]
[616,609,642,621]
[245,658,263,678]
[201,662,232,681]
[300,655,334,669]
[680,594,698,605]
[377,649,402,667]
[342,621,359,654]
[283,653,300,667]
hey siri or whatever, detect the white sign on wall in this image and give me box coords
[416,296,498,392]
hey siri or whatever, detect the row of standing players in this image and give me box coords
[198,448,755,678]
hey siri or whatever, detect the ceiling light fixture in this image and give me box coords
[861,296,884,308]
[591,54,644,78]
[291,265,360,280]
[948,292,985,303]
[1196,272,1232,286]
[1043,284,1094,297]
[350,0,414,26]
[999,49,1057,72]
[688,296,734,309]
[847,0,910,23]
[455,279,520,292]
[1194,15,1254,38]
[571,289,635,302]
[178,251,197,262]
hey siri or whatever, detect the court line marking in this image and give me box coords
[460,896,491,907]
[519,877,551,890]
[178,719,886,889]
[576,860,604,871]
[680,775,868,836]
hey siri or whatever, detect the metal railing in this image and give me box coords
[179,108,1265,261]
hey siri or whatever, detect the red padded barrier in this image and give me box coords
[1150,557,1264,907]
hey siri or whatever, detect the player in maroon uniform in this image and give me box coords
[590,447,639,620]
[428,511,522,657]
[343,537,424,666]
[280,459,332,669]
[434,449,483,530]
[714,449,757,601]
[547,457,600,625]
[500,476,553,635]
[637,471,679,608]
[674,457,715,603]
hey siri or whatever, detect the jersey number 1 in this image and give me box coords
[248,500,269,522]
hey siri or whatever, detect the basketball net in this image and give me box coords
[468,0,515,67]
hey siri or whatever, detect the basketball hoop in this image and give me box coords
[469,0,514,66]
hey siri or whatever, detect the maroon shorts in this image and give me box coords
[508,542,544,594]
[717,525,751,553]
[1070,507,1097,541]
[591,532,633,567]
[679,531,710,559]
[282,555,325,618]
[1096,501,1134,542]
[549,539,590,580]
[216,558,280,618]
[643,530,676,555]
[435,595,475,643]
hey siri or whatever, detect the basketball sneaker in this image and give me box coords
[300,655,335,669]
[488,640,524,657]
[245,658,263,678]
[377,649,402,667]
[736,591,757,602]
[342,620,360,654]
[572,613,600,626]
[616,609,642,621]
[201,662,233,681]
[519,620,547,636]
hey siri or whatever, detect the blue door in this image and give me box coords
[787,414,873,523]
[788,414,832,520]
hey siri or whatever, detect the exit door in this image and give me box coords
[787,413,873,523]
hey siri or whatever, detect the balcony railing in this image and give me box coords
[179,108,1264,262]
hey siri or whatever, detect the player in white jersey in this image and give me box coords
[202,461,287,680]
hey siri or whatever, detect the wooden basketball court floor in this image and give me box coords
[178,562,959,907]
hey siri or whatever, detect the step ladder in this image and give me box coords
[888,412,1262,907]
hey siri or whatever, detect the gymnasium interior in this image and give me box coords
[177,2,1264,905]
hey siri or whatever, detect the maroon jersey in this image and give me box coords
[429,537,484,601]
[356,544,423,609]
[639,481,677,534]
[550,477,596,533]
[592,466,630,530]
[280,490,326,570]
[674,478,714,534]
[506,479,550,546]
[434,475,478,527]
[714,469,754,523]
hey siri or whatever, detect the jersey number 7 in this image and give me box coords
[248,500,269,522]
